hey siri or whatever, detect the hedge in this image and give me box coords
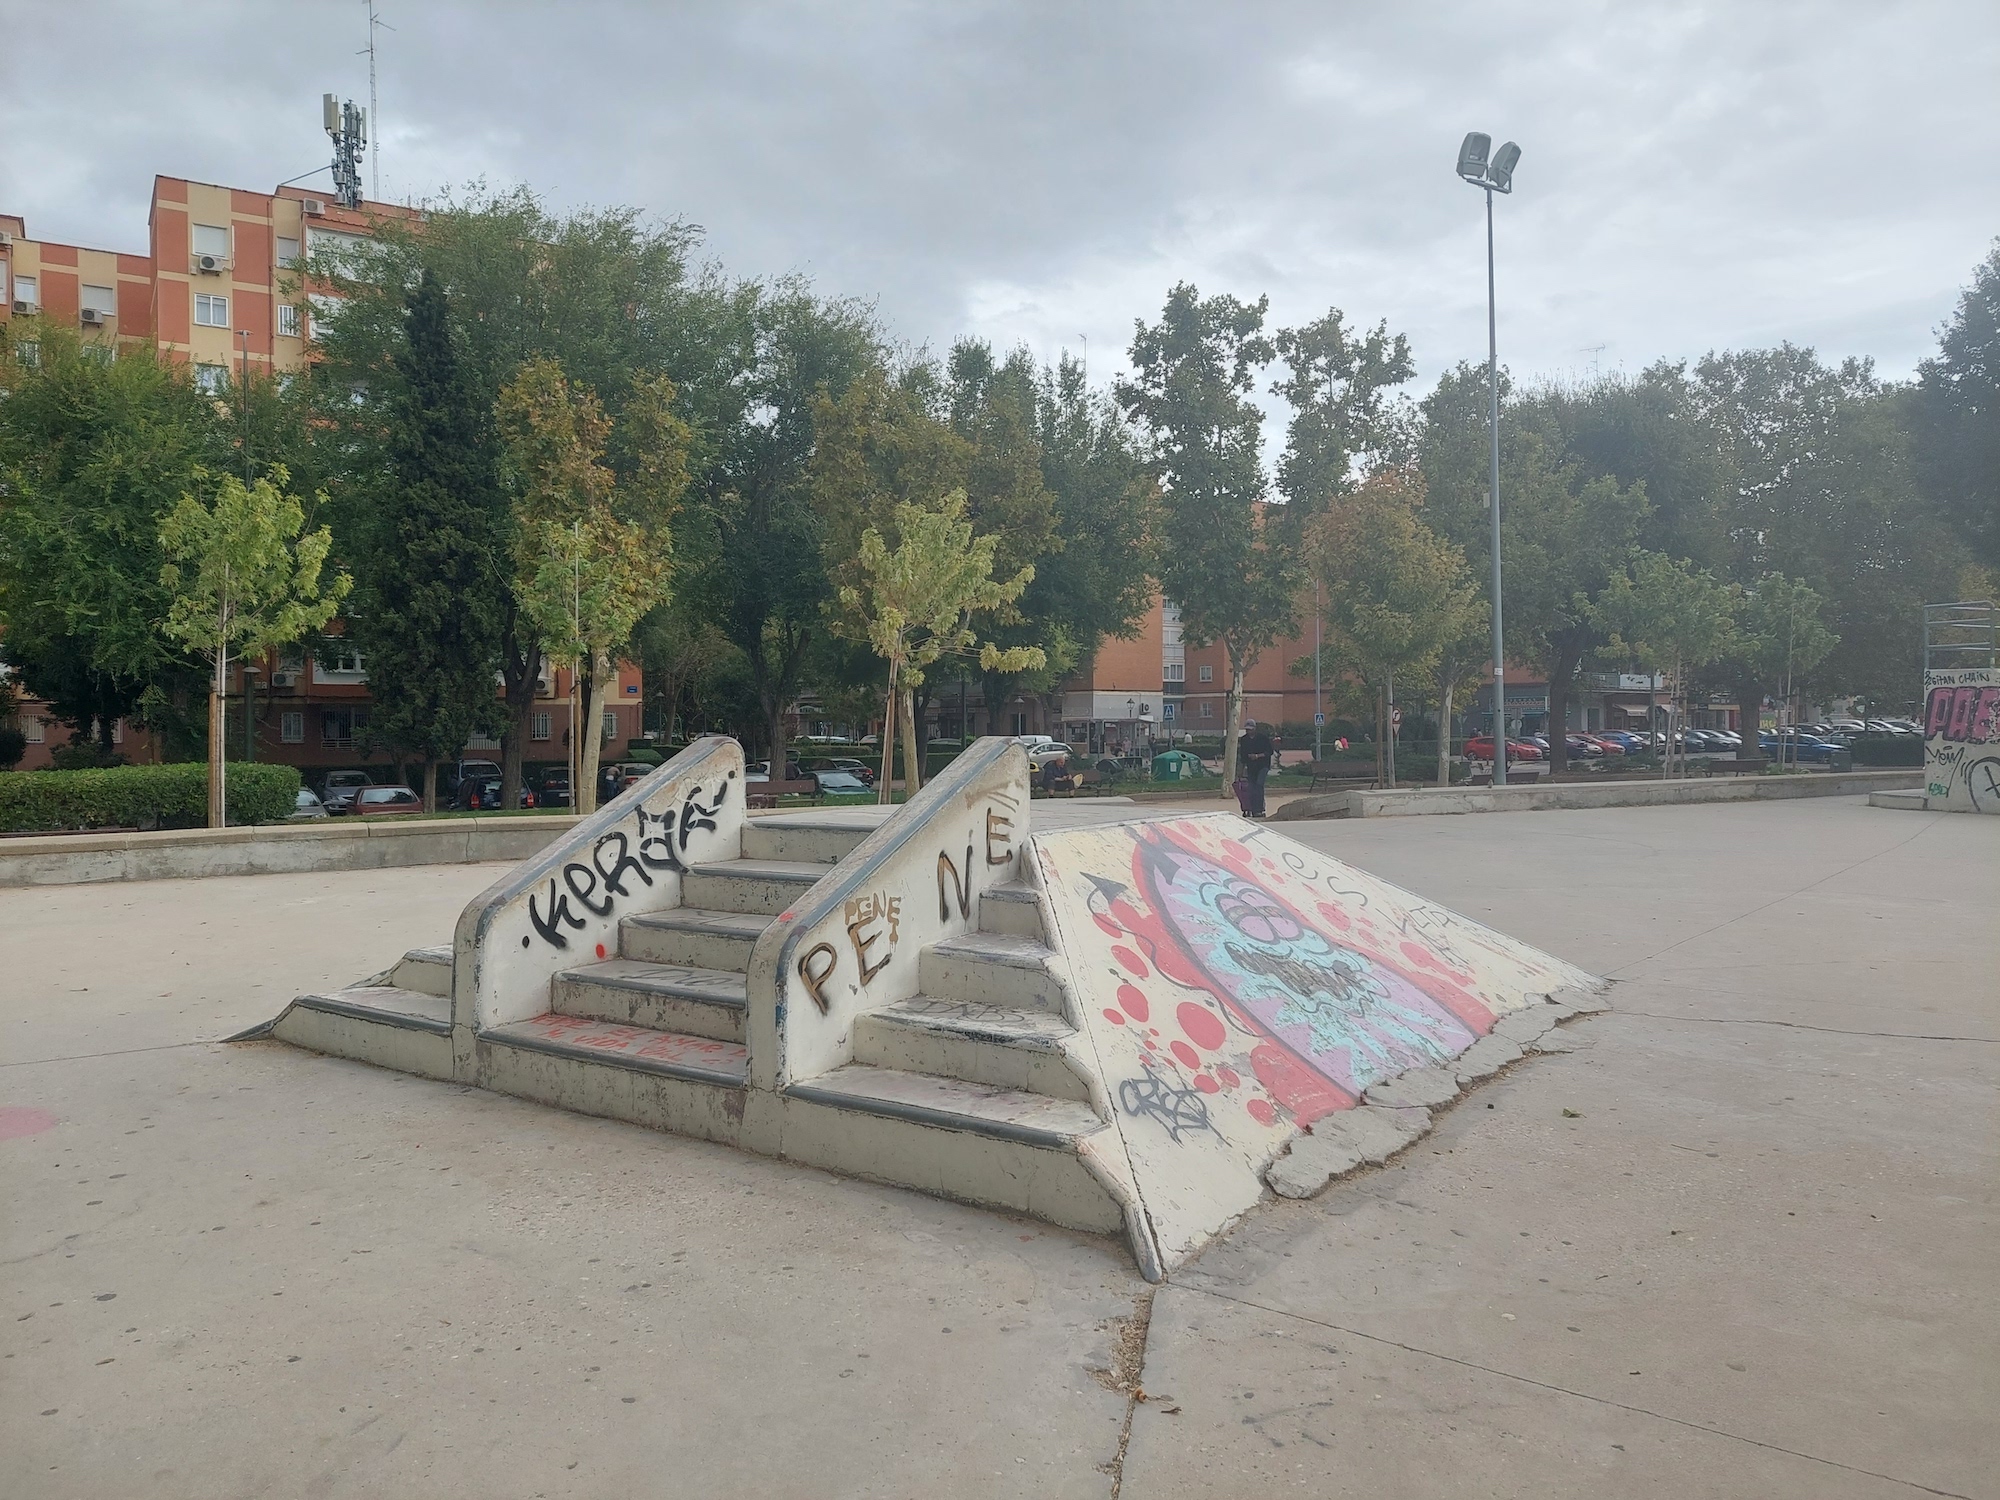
[0,762,302,833]
[1846,734,1925,767]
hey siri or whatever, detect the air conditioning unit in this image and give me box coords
[271,670,300,688]
[0,231,13,247]
[193,254,227,274]
[80,307,106,325]
[12,301,34,316]
[302,198,327,217]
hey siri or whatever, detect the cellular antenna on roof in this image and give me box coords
[360,3,395,201]
[324,93,367,210]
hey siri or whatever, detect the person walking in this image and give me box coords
[1240,719,1276,818]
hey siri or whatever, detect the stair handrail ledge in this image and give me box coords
[452,735,747,1049]
[746,736,1029,1091]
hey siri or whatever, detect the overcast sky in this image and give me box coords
[6,2,1995,394]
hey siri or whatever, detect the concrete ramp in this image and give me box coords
[1032,814,1602,1270]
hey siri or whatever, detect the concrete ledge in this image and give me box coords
[1868,788,1931,811]
[0,815,582,888]
[1272,768,1923,822]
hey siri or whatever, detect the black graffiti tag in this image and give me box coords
[524,777,734,948]
[1118,1062,1217,1145]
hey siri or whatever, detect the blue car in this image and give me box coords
[1758,731,1839,764]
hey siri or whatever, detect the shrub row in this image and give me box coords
[1845,734,1925,767]
[0,762,303,833]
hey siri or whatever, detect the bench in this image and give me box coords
[1305,761,1382,792]
[746,777,821,809]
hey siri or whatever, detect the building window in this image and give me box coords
[531,712,552,741]
[110,719,124,745]
[194,364,228,394]
[1200,702,1214,719]
[1164,663,1184,683]
[13,341,38,368]
[281,711,305,744]
[275,236,301,268]
[12,274,36,309]
[80,344,114,367]
[192,223,231,258]
[1197,664,1213,683]
[320,648,365,680]
[276,303,299,338]
[321,708,365,748]
[194,293,229,328]
[601,708,617,743]
[308,226,371,273]
[81,284,116,316]
[25,716,46,743]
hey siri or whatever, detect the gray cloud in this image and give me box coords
[6,1,1994,393]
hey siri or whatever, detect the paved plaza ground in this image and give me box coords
[3,795,1993,1498]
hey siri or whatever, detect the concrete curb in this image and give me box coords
[0,815,583,888]
[1271,768,1924,822]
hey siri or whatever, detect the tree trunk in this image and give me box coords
[1384,666,1398,789]
[761,624,808,800]
[579,650,612,816]
[1219,652,1247,796]
[498,624,541,816]
[900,685,923,797]
[1545,642,1584,775]
[422,758,438,813]
[206,673,226,829]
[1438,678,1455,788]
[877,665,898,805]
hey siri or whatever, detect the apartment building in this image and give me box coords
[2,175,650,784]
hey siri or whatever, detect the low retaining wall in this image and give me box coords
[0,815,582,888]
[1272,768,1924,822]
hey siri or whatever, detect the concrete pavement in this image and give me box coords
[3,796,1992,1497]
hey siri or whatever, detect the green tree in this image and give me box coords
[837,489,1043,799]
[158,468,350,825]
[1591,551,1738,774]
[1305,468,1482,787]
[1730,573,1839,758]
[498,359,688,814]
[0,328,232,755]
[1118,284,1292,792]
[1418,365,1649,771]
[303,186,744,809]
[1910,240,2000,571]
[346,270,510,809]
[1271,308,1416,521]
[675,286,882,772]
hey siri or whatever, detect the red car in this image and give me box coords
[1573,732,1626,755]
[1463,735,1545,761]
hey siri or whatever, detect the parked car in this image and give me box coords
[1463,735,1544,762]
[455,776,535,811]
[810,770,871,796]
[1573,733,1624,755]
[1758,731,1841,764]
[1026,742,1076,769]
[800,756,875,786]
[439,759,503,800]
[535,770,572,809]
[349,785,425,816]
[320,769,373,813]
[290,787,329,820]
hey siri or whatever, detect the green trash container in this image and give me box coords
[1152,749,1202,781]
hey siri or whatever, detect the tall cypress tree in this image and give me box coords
[351,270,508,808]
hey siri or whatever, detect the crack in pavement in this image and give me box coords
[1165,1282,1974,1498]
[1604,816,1943,979]
[0,1039,212,1068]
[1612,1010,2000,1044]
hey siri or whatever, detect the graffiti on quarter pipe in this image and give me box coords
[1923,668,2000,813]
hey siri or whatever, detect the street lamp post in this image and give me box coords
[1456,133,1521,786]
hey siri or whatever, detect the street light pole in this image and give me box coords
[1483,184,1507,787]
[1457,132,1521,787]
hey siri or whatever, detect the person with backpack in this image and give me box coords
[1239,720,1276,818]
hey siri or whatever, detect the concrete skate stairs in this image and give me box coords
[249,740,1134,1257]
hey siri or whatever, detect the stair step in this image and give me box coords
[552,958,746,1042]
[393,945,453,998]
[920,932,1062,1011]
[978,882,1043,938]
[272,985,454,1080]
[854,996,1088,1101]
[741,813,885,865]
[620,907,773,970]
[785,1063,1102,1149]
[482,1013,748,1087]
[681,858,828,916]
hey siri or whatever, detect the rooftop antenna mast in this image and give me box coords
[324,93,367,210]
[360,3,394,201]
